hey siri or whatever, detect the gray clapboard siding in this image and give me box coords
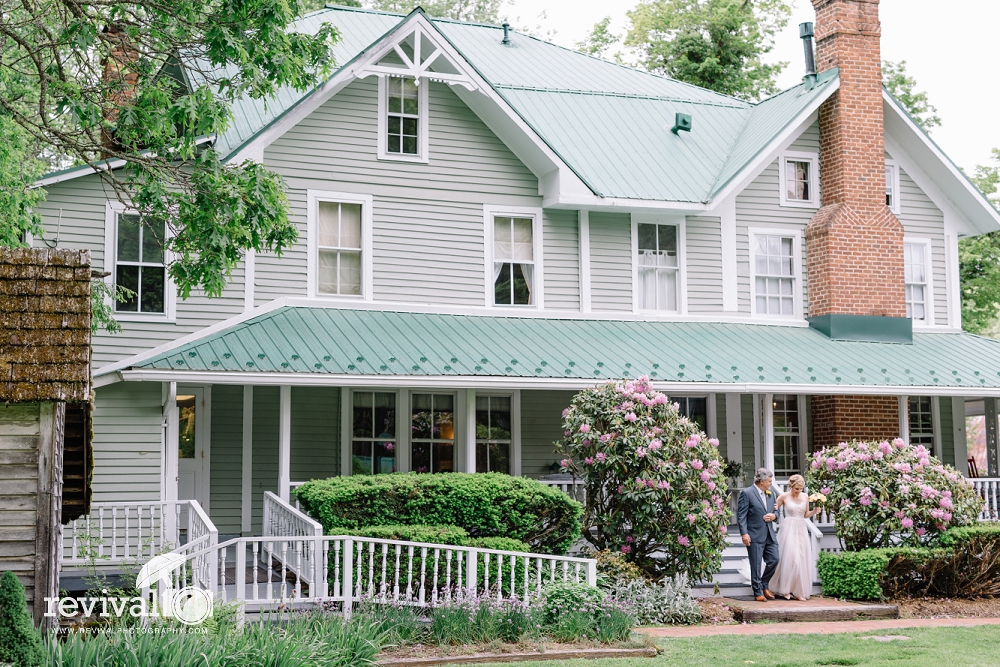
[91,382,162,502]
[251,386,280,534]
[735,163,812,315]
[520,390,574,478]
[35,174,248,369]
[543,210,581,310]
[685,217,724,312]
[898,168,948,324]
[209,385,244,534]
[789,122,820,153]
[939,397,954,466]
[263,78,541,307]
[290,387,341,482]
[0,404,40,600]
[589,212,632,312]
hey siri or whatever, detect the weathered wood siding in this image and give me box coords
[0,404,41,604]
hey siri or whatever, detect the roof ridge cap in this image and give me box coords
[492,84,748,109]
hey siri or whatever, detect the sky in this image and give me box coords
[503,0,1000,173]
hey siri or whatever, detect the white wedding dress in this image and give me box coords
[769,493,818,600]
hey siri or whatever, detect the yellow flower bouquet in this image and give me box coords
[808,492,827,504]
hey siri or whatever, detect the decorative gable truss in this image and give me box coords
[355,25,478,92]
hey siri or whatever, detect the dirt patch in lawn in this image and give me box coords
[695,598,738,625]
[895,596,1000,619]
[379,637,654,660]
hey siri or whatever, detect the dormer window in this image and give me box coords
[779,152,819,208]
[378,76,428,162]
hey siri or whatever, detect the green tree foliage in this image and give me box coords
[625,0,791,100]
[577,16,620,59]
[882,60,941,132]
[0,0,339,301]
[0,571,44,667]
[0,119,45,247]
[960,149,1000,334]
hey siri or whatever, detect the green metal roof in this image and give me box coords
[126,306,1000,393]
[74,5,831,205]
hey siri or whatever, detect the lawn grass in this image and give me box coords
[477,626,1000,667]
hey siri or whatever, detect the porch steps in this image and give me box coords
[723,597,899,623]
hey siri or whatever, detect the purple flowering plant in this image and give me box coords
[805,439,983,550]
[555,377,731,580]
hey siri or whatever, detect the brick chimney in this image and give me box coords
[101,24,140,157]
[805,0,907,342]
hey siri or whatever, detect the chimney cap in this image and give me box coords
[799,22,814,38]
[501,21,511,45]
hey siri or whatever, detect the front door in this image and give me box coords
[176,387,209,509]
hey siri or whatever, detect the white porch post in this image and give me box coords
[241,385,254,534]
[898,396,910,443]
[763,393,775,475]
[279,385,291,502]
[952,397,968,476]
[464,388,477,473]
[725,393,743,466]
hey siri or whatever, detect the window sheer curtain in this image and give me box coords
[493,216,533,304]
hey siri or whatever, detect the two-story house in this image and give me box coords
[34,0,1000,543]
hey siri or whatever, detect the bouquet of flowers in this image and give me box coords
[808,492,827,504]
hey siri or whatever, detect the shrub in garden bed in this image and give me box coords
[806,439,982,550]
[818,524,1000,600]
[295,473,581,555]
[605,575,702,626]
[0,571,44,667]
[556,377,731,580]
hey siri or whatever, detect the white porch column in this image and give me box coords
[278,385,291,502]
[241,385,254,534]
[725,394,743,467]
[898,396,910,443]
[579,211,591,313]
[464,388,477,473]
[763,393,775,476]
[952,397,969,476]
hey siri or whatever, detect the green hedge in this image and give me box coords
[295,473,582,555]
[338,524,470,546]
[819,524,1000,600]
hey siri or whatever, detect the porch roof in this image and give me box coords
[107,304,1000,396]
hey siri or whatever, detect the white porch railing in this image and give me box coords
[971,478,1000,521]
[289,480,308,511]
[262,491,323,584]
[62,500,218,567]
[162,533,597,615]
[537,475,586,504]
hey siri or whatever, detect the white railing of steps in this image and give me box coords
[165,535,597,615]
[971,478,1000,521]
[62,500,217,567]
[262,491,323,584]
[537,476,586,504]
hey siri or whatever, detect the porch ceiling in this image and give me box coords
[112,305,1000,395]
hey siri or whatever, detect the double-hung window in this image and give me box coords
[492,216,535,306]
[352,391,397,475]
[752,233,797,317]
[379,76,427,161]
[411,394,455,473]
[885,161,901,214]
[638,223,680,311]
[115,213,166,314]
[772,395,801,476]
[904,242,928,322]
[476,396,512,474]
[908,396,935,454]
[317,201,362,296]
[779,152,819,207]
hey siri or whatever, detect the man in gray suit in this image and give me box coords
[737,468,779,602]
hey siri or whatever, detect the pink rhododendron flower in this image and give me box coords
[595,452,607,462]
[939,497,953,509]
[679,461,687,469]
[626,536,635,543]
[620,545,631,554]
[657,480,670,490]
[720,525,729,534]
[563,430,571,436]
[584,457,594,465]
[649,439,662,451]
[901,517,914,529]
[686,434,702,447]
[859,497,872,506]
[691,459,704,470]
[677,536,690,547]
[707,481,717,491]
[687,514,697,524]
[579,423,591,434]
[624,412,637,423]
[893,438,905,448]
[636,447,647,458]
[582,439,591,446]
[709,438,719,447]
[617,485,625,494]
[820,487,832,495]
[700,471,711,482]
[916,527,926,537]
[560,459,570,468]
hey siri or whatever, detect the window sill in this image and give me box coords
[377,152,429,165]
[111,312,175,324]
[778,200,820,209]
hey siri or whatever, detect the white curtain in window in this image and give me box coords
[521,263,533,303]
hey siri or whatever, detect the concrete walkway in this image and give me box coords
[638,616,1000,638]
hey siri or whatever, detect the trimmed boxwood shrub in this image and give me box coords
[338,524,470,546]
[295,473,582,555]
[0,571,44,667]
[467,537,532,552]
[818,524,1000,600]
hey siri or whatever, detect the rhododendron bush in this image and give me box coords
[556,377,731,580]
[805,439,983,551]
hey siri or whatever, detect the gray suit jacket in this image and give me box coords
[737,485,778,543]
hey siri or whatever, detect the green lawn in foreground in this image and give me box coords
[479,626,1000,667]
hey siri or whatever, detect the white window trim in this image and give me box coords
[483,205,544,310]
[904,236,934,326]
[409,389,459,474]
[103,200,176,322]
[631,213,687,315]
[473,390,521,476]
[885,160,902,215]
[903,395,940,455]
[778,151,820,209]
[306,190,374,301]
[377,75,430,164]
[748,227,804,320]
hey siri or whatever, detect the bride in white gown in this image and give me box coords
[770,474,821,600]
